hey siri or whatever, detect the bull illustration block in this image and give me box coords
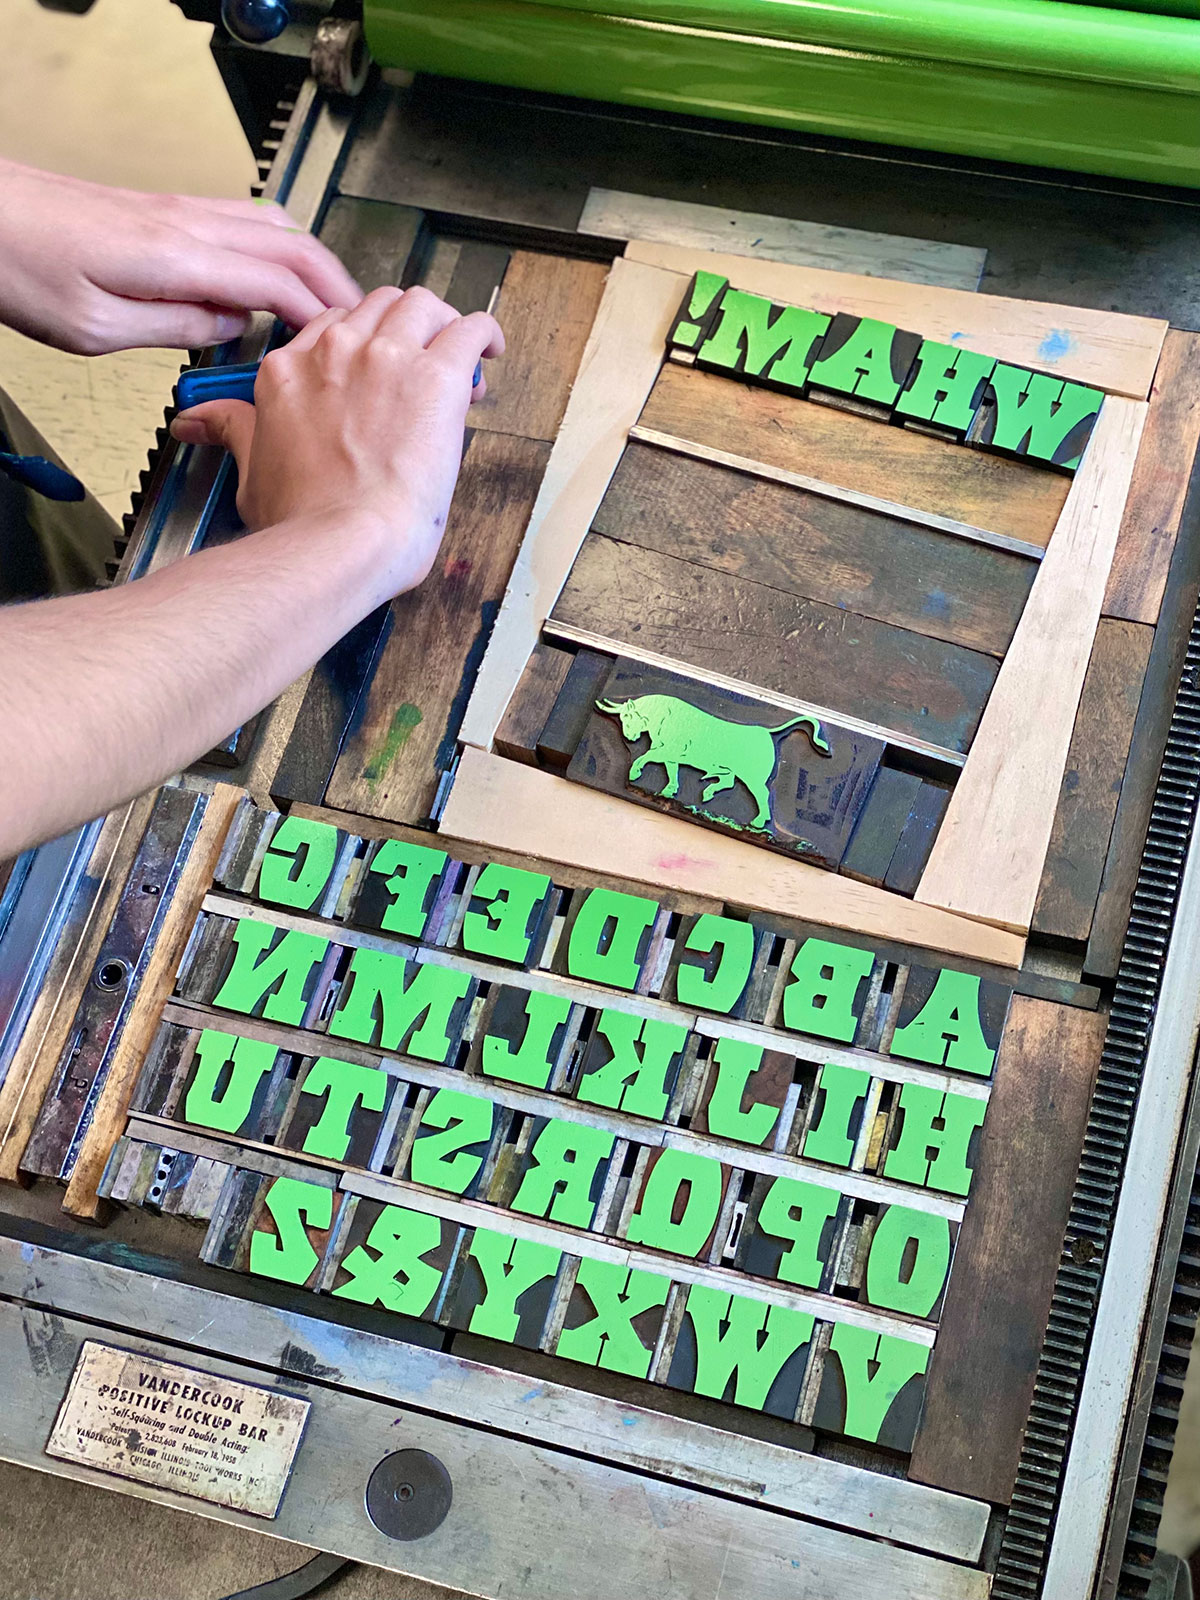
[596,693,831,830]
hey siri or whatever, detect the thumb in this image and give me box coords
[170,399,257,477]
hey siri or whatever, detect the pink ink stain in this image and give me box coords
[443,556,472,581]
[657,852,714,872]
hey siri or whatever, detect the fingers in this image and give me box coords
[283,304,349,356]
[140,238,333,330]
[177,209,363,312]
[430,311,506,383]
[374,286,462,350]
[170,398,257,477]
[82,298,250,353]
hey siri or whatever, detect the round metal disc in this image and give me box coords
[364,1449,453,1542]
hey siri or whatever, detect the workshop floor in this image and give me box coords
[1,0,1198,1592]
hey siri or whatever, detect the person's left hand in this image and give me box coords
[0,160,363,354]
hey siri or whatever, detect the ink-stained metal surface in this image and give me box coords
[361,0,1200,188]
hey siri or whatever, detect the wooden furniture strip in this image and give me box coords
[326,432,552,824]
[631,424,1047,562]
[1103,330,1200,625]
[1031,618,1153,944]
[624,240,1167,399]
[441,747,1026,968]
[469,250,611,443]
[552,533,998,756]
[598,439,1037,655]
[639,364,1068,550]
[459,258,684,751]
[61,783,243,1220]
[494,640,574,764]
[580,188,987,290]
[549,622,964,768]
[915,398,1148,934]
[908,995,1107,1504]
[0,794,159,1183]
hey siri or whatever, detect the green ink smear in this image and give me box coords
[363,703,422,784]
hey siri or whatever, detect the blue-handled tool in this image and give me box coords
[0,451,85,502]
[175,356,484,413]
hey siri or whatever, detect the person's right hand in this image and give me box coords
[170,286,505,596]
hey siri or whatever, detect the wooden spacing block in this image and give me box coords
[807,314,923,417]
[568,657,884,870]
[690,1037,796,1151]
[131,1020,199,1119]
[346,833,458,941]
[886,964,1013,1080]
[968,365,1105,471]
[495,641,574,765]
[277,1055,401,1172]
[841,768,924,888]
[734,1171,849,1293]
[536,647,616,769]
[667,270,730,353]
[883,781,951,898]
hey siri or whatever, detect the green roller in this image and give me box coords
[364,0,1200,186]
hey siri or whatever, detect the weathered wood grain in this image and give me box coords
[1103,330,1200,625]
[916,398,1147,934]
[61,785,244,1220]
[537,648,615,769]
[841,769,924,888]
[317,195,427,292]
[1031,619,1153,944]
[441,748,1026,969]
[624,240,1166,400]
[327,432,551,824]
[469,250,610,443]
[884,782,951,898]
[459,259,683,752]
[494,641,574,765]
[640,363,1067,550]
[908,995,1107,1504]
[593,441,1034,657]
[553,535,998,755]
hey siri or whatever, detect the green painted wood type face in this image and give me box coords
[671,277,1105,473]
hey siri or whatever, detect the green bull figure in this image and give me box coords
[596,693,831,830]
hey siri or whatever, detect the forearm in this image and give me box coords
[0,511,393,857]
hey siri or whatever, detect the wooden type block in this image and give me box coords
[968,366,1104,470]
[909,996,1107,1502]
[622,1145,734,1261]
[660,912,772,1019]
[807,314,923,413]
[470,983,579,1093]
[277,1056,399,1171]
[574,1007,690,1123]
[690,1039,797,1150]
[403,1086,500,1201]
[666,271,729,354]
[810,1325,929,1451]
[554,539,999,756]
[665,1284,815,1422]
[317,196,427,292]
[1104,330,1200,624]
[347,834,458,941]
[568,658,884,868]
[444,1227,565,1349]
[493,1113,617,1228]
[860,1203,957,1323]
[734,1172,848,1293]
[174,1028,289,1141]
[494,641,574,764]
[131,1022,196,1118]
[329,1197,462,1326]
[555,1258,671,1379]
[640,363,1069,551]
[592,442,1035,658]
[326,431,552,825]
[202,717,260,768]
[841,769,924,888]
[1032,618,1153,944]
[884,782,952,897]
[469,250,610,443]
[443,240,511,316]
[326,949,478,1065]
[253,814,352,915]
[536,648,615,769]
[694,288,830,393]
[894,342,997,439]
[449,861,559,969]
[549,882,663,994]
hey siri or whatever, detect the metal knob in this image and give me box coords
[220,0,290,45]
[364,1449,453,1541]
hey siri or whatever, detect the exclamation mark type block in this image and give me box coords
[668,272,729,353]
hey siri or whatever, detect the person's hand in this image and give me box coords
[170,286,505,595]
[0,159,363,354]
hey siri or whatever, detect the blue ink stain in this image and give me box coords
[622,1417,638,1426]
[792,1560,803,1569]
[923,589,951,618]
[19,1242,34,1263]
[520,1388,543,1403]
[1039,329,1074,363]
[949,331,966,343]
